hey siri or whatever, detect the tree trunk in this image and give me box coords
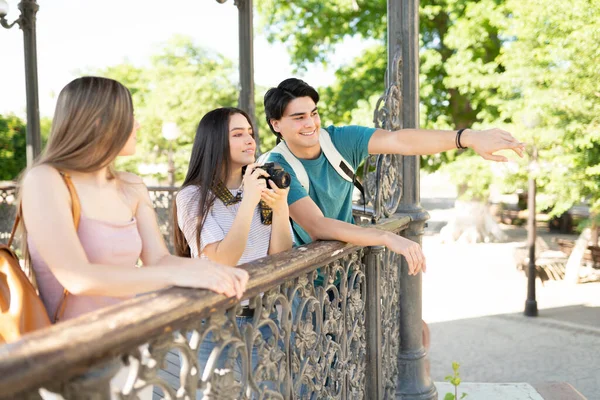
[564,228,590,284]
[440,200,507,243]
[590,214,598,246]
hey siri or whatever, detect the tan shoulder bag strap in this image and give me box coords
[58,172,82,230]
[53,172,82,322]
[7,171,81,245]
[6,170,82,322]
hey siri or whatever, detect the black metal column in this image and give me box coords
[365,245,384,398]
[392,0,437,398]
[1,0,42,166]
[235,0,260,153]
[19,0,41,164]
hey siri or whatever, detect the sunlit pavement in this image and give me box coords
[420,195,600,399]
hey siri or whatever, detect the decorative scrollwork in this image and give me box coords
[28,249,370,399]
[17,0,39,31]
[377,155,403,218]
[0,184,18,244]
[381,245,401,399]
[10,231,412,400]
[373,51,403,132]
[366,51,404,221]
[147,187,177,252]
[362,155,378,208]
[5,187,411,400]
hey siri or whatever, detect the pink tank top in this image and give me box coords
[28,214,142,322]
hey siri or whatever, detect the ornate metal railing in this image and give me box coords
[0,216,409,400]
[363,51,404,222]
[147,186,177,253]
[0,183,17,245]
[0,184,178,251]
[2,0,434,397]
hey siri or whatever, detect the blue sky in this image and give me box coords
[0,0,373,117]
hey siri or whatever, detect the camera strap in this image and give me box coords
[211,180,272,225]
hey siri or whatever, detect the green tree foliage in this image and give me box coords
[257,0,506,171]
[98,36,240,183]
[0,115,26,180]
[5,37,271,184]
[255,88,277,153]
[258,0,600,218]
[40,116,52,149]
[496,0,600,216]
[0,115,52,180]
[97,36,277,183]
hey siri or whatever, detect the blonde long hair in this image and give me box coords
[18,76,135,280]
[37,76,134,176]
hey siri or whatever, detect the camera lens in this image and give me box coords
[273,170,291,189]
[280,173,291,188]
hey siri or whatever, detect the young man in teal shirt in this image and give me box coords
[264,78,523,374]
[263,78,524,275]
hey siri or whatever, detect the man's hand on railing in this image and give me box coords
[383,232,426,275]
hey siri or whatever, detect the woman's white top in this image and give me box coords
[176,185,273,264]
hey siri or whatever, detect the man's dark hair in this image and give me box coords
[263,78,320,139]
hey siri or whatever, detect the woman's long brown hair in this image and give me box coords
[173,107,254,257]
[37,76,134,176]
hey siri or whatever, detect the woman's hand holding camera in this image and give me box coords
[241,163,269,206]
[261,180,290,215]
[241,163,290,214]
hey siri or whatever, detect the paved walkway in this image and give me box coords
[420,193,600,399]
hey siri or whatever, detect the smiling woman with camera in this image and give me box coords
[173,107,292,397]
[174,107,292,264]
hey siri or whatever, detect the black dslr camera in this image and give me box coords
[256,162,291,189]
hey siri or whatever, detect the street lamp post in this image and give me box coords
[525,146,539,317]
[0,0,42,166]
[522,113,540,317]
[162,122,180,187]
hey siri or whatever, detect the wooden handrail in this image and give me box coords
[0,216,410,398]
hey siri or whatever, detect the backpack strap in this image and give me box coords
[256,151,270,165]
[319,128,365,199]
[270,142,311,192]
[319,128,353,183]
[263,129,365,199]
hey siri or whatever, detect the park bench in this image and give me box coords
[514,237,569,283]
[554,238,600,269]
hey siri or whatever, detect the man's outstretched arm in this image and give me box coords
[368,128,525,161]
[289,197,426,275]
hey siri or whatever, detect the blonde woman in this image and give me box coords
[19,77,248,398]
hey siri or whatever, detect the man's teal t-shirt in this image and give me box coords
[266,124,376,245]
